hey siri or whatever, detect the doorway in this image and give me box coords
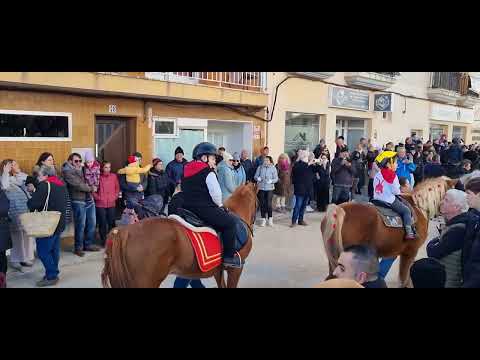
[95,116,135,172]
[336,117,367,149]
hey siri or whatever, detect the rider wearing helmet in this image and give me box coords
[373,151,416,240]
[181,142,242,268]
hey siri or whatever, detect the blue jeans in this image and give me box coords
[292,195,309,223]
[173,277,205,288]
[379,257,397,279]
[36,233,61,280]
[72,199,97,251]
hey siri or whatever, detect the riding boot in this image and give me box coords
[404,226,416,240]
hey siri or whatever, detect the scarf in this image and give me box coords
[46,176,64,186]
[278,159,289,171]
[380,168,396,184]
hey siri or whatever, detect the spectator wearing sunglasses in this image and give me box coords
[62,153,101,257]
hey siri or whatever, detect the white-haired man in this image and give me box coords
[427,189,470,288]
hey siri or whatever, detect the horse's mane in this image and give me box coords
[412,177,450,219]
[224,183,256,214]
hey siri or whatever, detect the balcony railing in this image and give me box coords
[142,72,265,92]
[428,72,480,106]
[344,72,399,90]
[430,72,463,93]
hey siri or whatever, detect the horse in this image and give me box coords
[321,177,458,287]
[101,182,257,288]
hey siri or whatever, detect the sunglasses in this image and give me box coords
[74,159,83,163]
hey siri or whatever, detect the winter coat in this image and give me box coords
[27,177,68,236]
[62,162,94,202]
[240,158,255,182]
[93,173,120,208]
[1,174,31,233]
[423,163,446,179]
[233,165,246,188]
[0,188,12,252]
[312,162,331,186]
[145,169,172,200]
[254,164,279,191]
[462,209,480,288]
[166,158,188,186]
[331,157,354,187]
[445,144,463,164]
[291,161,314,197]
[427,212,470,288]
[396,157,416,184]
[84,161,101,187]
[274,164,292,197]
[217,161,237,201]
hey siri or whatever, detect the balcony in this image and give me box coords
[287,72,336,80]
[427,72,465,105]
[344,72,399,90]
[143,72,265,92]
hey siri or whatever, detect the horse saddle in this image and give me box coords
[370,199,417,229]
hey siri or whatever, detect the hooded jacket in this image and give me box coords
[62,162,94,202]
[93,173,120,208]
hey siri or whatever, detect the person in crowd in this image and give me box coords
[62,153,101,257]
[462,177,480,287]
[93,162,120,246]
[423,154,446,179]
[1,159,35,271]
[334,136,348,158]
[426,189,470,288]
[384,142,395,151]
[396,147,416,189]
[330,149,354,205]
[232,153,246,187]
[333,245,387,288]
[366,145,379,201]
[29,152,55,190]
[410,258,446,288]
[117,154,152,203]
[255,155,278,227]
[240,150,255,182]
[173,277,206,288]
[0,184,11,288]
[405,137,415,153]
[463,147,479,170]
[217,147,226,164]
[118,152,149,212]
[312,151,330,212]
[166,147,188,195]
[374,151,416,240]
[351,146,365,197]
[412,143,425,185]
[217,152,237,202]
[254,146,270,170]
[461,159,473,175]
[273,153,292,213]
[145,158,172,212]
[313,139,328,160]
[305,152,316,213]
[27,165,67,287]
[446,137,464,165]
[290,150,314,227]
[83,150,101,190]
[181,142,241,268]
[399,177,412,194]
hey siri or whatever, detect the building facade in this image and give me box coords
[265,72,480,159]
[0,72,268,172]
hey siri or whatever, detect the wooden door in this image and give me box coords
[95,117,130,173]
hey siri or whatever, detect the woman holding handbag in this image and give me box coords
[27,165,68,287]
[1,159,35,271]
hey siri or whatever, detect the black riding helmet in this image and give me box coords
[192,142,217,160]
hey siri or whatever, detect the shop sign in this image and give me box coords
[374,93,393,112]
[329,86,370,111]
[431,104,474,124]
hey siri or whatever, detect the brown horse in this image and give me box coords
[101,182,257,288]
[321,177,457,287]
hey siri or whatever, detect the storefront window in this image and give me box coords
[154,129,205,163]
[284,112,320,154]
[429,125,447,141]
[0,111,71,139]
[336,118,365,148]
[452,126,466,141]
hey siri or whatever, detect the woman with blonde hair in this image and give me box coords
[273,153,292,213]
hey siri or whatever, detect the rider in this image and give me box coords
[181,142,242,268]
[373,151,416,240]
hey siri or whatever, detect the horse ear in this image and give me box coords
[446,179,458,189]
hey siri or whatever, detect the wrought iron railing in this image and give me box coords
[375,72,400,77]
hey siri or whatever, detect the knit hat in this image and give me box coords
[232,152,241,161]
[152,158,162,167]
[84,150,95,163]
[133,152,143,158]
[128,155,138,164]
[222,152,233,163]
[175,147,184,156]
[410,258,446,288]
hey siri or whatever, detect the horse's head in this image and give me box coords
[412,177,455,219]
[225,183,258,225]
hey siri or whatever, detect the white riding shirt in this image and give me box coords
[373,171,401,204]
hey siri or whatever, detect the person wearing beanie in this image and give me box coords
[83,150,101,189]
[146,158,173,211]
[410,258,446,288]
[118,154,152,213]
[117,155,152,185]
[232,152,246,187]
[166,146,188,195]
[217,152,237,202]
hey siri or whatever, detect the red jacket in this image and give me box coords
[93,173,120,208]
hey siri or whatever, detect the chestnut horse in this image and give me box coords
[101,182,257,288]
[321,177,457,287]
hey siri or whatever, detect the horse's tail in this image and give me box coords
[322,204,346,269]
[101,227,132,288]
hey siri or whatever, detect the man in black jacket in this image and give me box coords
[331,149,354,205]
[240,149,255,182]
[0,186,11,288]
[463,178,480,287]
[27,165,68,287]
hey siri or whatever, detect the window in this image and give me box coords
[153,117,177,138]
[284,112,320,153]
[452,126,466,140]
[0,110,72,141]
[336,118,366,148]
[154,129,205,163]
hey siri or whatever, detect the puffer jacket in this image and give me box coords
[62,162,94,202]
[217,161,237,201]
[254,164,278,191]
[233,165,246,187]
[93,173,120,208]
[1,174,31,233]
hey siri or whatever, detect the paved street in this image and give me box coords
[6,202,442,288]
